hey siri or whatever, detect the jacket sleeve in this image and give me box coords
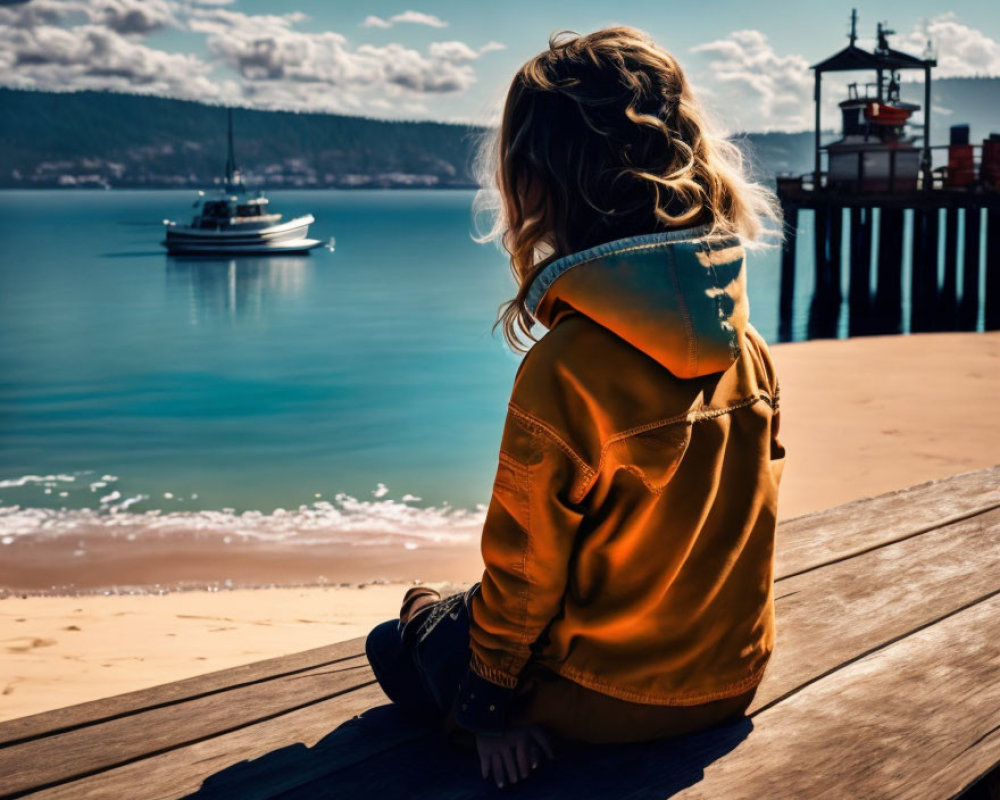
[450,402,587,736]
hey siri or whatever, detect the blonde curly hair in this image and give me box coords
[471,25,785,352]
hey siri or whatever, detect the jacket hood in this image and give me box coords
[524,223,750,379]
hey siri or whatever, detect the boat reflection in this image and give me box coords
[166,255,311,322]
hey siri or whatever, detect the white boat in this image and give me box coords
[162,109,323,255]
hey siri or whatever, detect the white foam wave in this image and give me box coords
[0,493,488,547]
[0,471,487,548]
[0,474,77,488]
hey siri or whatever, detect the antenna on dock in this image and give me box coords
[223,107,243,194]
[848,8,858,46]
[875,21,895,54]
[919,18,937,62]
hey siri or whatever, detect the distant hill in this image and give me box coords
[0,89,485,189]
[900,75,1000,146]
[0,78,995,190]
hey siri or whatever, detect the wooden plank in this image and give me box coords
[23,684,416,800]
[0,639,367,747]
[774,464,1000,578]
[0,658,371,797]
[17,498,999,799]
[753,506,1000,713]
[671,592,1000,800]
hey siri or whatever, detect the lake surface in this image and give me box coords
[0,189,961,549]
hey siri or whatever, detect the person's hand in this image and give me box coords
[475,724,554,788]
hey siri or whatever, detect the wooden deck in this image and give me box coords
[2,465,999,799]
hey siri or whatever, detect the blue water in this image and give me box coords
[0,189,797,543]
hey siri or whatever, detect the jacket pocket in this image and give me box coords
[607,422,692,494]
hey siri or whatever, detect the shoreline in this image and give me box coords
[0,537,485,599]
[0,185,482,192]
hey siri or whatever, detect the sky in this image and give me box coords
[1,0,999,132]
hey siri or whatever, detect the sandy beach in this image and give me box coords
[2,329,998,723]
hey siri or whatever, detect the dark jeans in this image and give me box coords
[364,584,476,727]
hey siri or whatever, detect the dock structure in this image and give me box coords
[776,9,1000,342]
[1,465,999,799]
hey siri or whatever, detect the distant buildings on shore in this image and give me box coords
[13,159,456,190]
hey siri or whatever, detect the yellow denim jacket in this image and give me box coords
[451,222,786,735]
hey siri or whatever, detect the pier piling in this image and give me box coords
[874,207,904,335]
[988,209,1000,330]
[778,203,798,342]
[847,206,873,336]
[807,202,840,339]
[910,207,940,333]
[940,207,959,330]
[959,207,981,330]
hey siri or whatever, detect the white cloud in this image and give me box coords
[0,19,220,101]
[687,16,1000,133]
[0,0,178,35]
[0,0,76,28]
[0,0,503,119]
[361,14,391,29]
[428,40,506,62]
[895,12,1000,77]
[689,29,814,132]
[361,10,448,29]
[390,10,447,27]
[92,0,178,35]
[191,8,484,96]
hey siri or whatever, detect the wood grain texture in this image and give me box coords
[21,684,418,800]
[0,639,366,747]
[672,592,1000,800]
[0,658,371,797]
[753,505,1000,714]
[774,464,1000,578]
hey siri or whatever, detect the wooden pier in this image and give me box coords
[1,465,999,799]
[778,174,1000,342]
[775,10,1000,342]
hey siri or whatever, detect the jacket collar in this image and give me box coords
[525,222,715,320]
[522,222,749,379]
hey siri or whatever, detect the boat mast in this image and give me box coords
[223,107,243,194]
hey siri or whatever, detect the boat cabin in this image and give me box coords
[192,195,279,229]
